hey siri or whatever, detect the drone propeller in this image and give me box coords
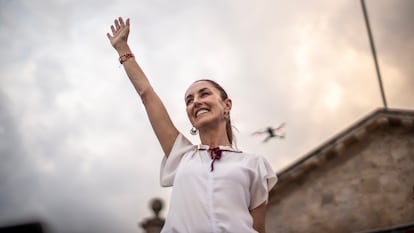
[252,122,286,140]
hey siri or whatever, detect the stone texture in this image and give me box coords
[266,117,414,233]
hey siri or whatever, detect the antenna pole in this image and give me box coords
[361,0,388,108]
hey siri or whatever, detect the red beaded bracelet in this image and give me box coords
[119,53,135,64]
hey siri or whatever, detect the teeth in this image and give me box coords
[196,109,209,117]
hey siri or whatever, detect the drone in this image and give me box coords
[252,122,286,143]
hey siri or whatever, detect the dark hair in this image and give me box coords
[194,79,234,145]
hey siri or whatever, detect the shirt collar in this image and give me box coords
[197,144,241,153]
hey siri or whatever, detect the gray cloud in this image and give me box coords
[366,0,414,108]
[0,0,413,232]
[0,90,30,216]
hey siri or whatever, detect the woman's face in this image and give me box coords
[185,81,231,130]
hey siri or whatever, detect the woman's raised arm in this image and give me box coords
[107,17,179,156]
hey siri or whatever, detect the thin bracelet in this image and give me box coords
[119,53,135,64]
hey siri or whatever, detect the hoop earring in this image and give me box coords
[190,127,198,135]
[224,112,229,120]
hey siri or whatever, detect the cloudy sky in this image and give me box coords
[0,0,413,232]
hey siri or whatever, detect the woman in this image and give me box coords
[107,17,277,233]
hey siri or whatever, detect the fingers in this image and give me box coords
[107,17,130,37]
[115,19,120,30]
[118,17,130,28]
[119,17,125,27]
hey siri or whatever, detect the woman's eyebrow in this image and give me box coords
[185,88,210,100]
[198,87,209,93]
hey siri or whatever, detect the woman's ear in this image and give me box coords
[224,98,232,112]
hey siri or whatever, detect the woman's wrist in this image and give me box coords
[119,52,135,64]
[115,43,131,55]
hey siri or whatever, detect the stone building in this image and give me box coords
[266,108,414,233]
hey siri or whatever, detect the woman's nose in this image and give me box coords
[193,101,201,108]
[193,96,201,106]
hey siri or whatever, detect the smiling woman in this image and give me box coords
[184,79,234,145]
[106,17,277,233]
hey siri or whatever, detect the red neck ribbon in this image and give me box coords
[198,146,242,171]
[199,147,235,172]
[209,147,225,172]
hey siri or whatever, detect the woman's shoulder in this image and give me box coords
[235,149,265,158]
[234,150,271,165]
[167,133,198,157]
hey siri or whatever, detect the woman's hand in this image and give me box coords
[106,17,130,51]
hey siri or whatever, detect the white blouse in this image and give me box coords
[160,133,277,233]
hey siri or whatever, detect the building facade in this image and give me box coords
[266,108,414,233]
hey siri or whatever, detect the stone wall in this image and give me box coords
[266,124,414,233]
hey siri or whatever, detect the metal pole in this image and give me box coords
[361,0,388,108]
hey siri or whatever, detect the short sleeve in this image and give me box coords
[160,133,194,187]
[249,156,278,209]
